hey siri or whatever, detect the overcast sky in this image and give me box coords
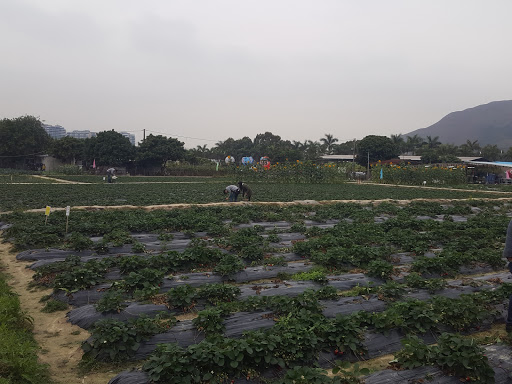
[1,0,511,148]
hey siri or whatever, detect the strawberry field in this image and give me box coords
[2,199,512,383]
[0,180,510,211]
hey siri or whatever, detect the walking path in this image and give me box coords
[31,175,90,184]
[2,196,512,216]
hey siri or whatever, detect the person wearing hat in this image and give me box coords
[224,185,240,202]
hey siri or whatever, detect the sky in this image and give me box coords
[1,0,511,149]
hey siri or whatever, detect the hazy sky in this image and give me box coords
[1,0,511,148]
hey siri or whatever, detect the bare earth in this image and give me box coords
[0,240,118,384]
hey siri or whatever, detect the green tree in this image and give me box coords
[390,134,405,154]
[459,140,481,156]
[136,134,186,169]
[0,116,51,167]
[50,136,84,164]
[405,134,424,155]
[425,135,441,149]
[503,147,512,161]
[84,130,135,167]
[480,144,501,161]
[420,149,440,164]
[357,135,399,166]
[320,133,339,154]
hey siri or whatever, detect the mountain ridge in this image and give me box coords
[405,100,512,149]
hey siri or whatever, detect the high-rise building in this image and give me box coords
[43,124,67,139]
[120,132,136,146]
[67,130,97,139]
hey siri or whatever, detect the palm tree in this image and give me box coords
[390,134,405,154]
[426,135,441,149]
[405,134,424,155]
[320,134,339,155]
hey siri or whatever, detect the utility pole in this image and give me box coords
[352,139,356,170]
[367,151,370,180]
[143,129,146,142]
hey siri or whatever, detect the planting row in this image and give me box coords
[1,181,509,211]
[4,200,512,383]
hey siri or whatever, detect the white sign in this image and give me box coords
[66,206,70,217]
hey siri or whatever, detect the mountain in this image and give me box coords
[405,100,512,149]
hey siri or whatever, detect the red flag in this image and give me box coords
[92,159,96,169]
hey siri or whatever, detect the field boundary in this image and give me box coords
[2,196,512,215]
[31,175,90,184]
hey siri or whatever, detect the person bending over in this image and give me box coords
[238,181,252,201]
[224,185,240,202]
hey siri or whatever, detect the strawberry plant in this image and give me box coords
[103,229,133,246]
[82,315,175,362]
[366,259,394,280]
[394,335,433,369]
[197,283,241,305]
[53,261,107,292]
[82,319,140,361]
[404,272,446,293]
[117,255,149,274]
[122,268,164,291]
[167,284,197,311]
[291,269,329,284]
[396,334,494,384]
[214,254,244,278]
[65,232,93,251]
[377,281,406,301]
[131,241,146,253]
[193,308,225,337]
[94,289,127,313]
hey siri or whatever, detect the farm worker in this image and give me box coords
[106,167,116,183]
[238,181,253,201]
[224,185,240,202]
[505,219,512,333]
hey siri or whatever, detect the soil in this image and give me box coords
[0,239,122,384]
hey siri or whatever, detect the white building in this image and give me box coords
[67,130,97,139]
[120,132,136,146]
[43,124,67,139]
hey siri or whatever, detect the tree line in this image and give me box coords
[1,116,511,171]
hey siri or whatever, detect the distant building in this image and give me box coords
[120,132,136,146]
[43,124,67,139]
[67,130,97,139]
[319,154,356,162]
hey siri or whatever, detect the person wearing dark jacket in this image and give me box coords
[238,182,252,201]
[504,219,512,332]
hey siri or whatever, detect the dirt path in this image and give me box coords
[31,175,90,184]
[0,240,120,384]
[2,196,512,216]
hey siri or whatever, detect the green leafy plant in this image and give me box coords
[167,285,197,311]
[197,283,241,305]
[66,232,93,251]
[395,334,494,383]
[122,268,164,291]
[193,308,225,337]
[291,269,329,284]
[131,241,146,253]
[41,299,68,313]
[103,229,134,246]
[214,254,244,278]
[94,289,127,313]
[366,260,394,280]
